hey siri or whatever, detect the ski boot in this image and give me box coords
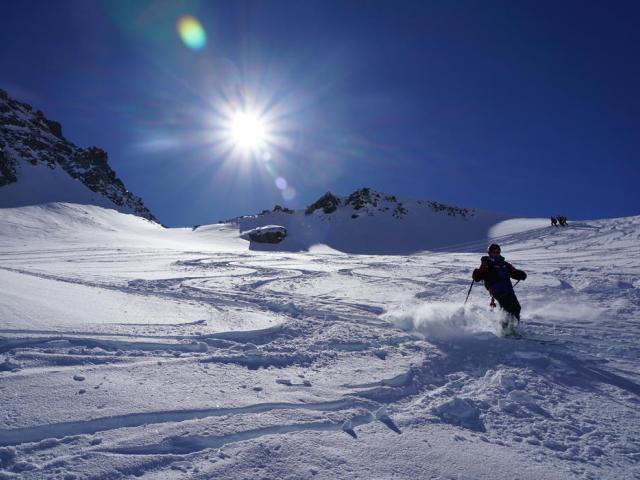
[500,315,521,338]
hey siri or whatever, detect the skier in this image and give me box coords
[472,244,527,333]
[551,216,558,227]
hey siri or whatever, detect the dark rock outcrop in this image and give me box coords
[242,225,288,243]
[305,192,341,215]
[0,88,157,222]
[345,187,380,210]
[0,147,17,186]
[417,200,472,218]
[273,204,294,214]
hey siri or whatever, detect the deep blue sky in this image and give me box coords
[2,0,639,226]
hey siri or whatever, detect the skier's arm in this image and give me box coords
[507,263,527,281]
[472,257,490,282]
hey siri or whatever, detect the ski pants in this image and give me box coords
[494,291,521,321]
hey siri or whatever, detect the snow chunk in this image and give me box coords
[0,446,17,467]
[543,439,568,452]
[341,418,354,432]
[507,390,537,407]
[432,397,484,431]
[484,370,517,391]
[0,357,21,372]
[374,405,390,421]
[170,461,192,472]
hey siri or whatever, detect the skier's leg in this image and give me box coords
[494,292,521,327]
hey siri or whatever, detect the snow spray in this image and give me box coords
[385,302,496,339]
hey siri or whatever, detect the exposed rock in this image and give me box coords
[0,88,156,221]
[258,204,295,216]
[0,147,17,186]
[392,202,408,219]
[241,225,287,243]
[345,187,380,210]
[305,192,341,215]
[424,200,472,218]
[35,110,64,139]
[272,204,294,214]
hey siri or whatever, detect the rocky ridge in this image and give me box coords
[302,187,474,220]
[225,188,474,226]
[0,88,156,222]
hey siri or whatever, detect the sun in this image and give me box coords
[229,111,266,152]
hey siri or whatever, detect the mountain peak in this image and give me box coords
[234,188,501,254]
[0,88,157,222]
[303,187,473,220]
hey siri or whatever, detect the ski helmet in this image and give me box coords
[487,243,501,254]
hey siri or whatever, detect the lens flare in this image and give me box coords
[275,177,287,190]
[282,187,296,201]
[177,16,207,50]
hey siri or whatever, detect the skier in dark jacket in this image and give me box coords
[472,244,527,330]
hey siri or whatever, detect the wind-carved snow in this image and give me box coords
[0,204,639,479]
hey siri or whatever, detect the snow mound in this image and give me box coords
[0,202,247,251]
[0,160,119,211]
[488,218,550,238]
[432,397,484,431]
[484,370,518,391]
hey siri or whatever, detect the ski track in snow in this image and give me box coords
[1,209,639,479]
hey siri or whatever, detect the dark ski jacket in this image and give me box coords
[472,255,526,296]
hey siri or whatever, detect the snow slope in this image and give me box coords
[0,204,639,479]
[237,189,549,254]
[0,160,119,211]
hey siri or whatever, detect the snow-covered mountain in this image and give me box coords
[0,88,156,221]
[235,188,543,254]
[1,92,637,479]
[1,202,639,479]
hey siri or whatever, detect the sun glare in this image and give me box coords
[230,112,266,152]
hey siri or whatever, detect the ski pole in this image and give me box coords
[464,280,474,305]
[512,279,521,289]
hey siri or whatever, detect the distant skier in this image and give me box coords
[551,216,558,227]
[472,244,527,332]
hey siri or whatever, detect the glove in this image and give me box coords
[518,271,527,281]
[472,269,482,282]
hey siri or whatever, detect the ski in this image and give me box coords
[500,332,562,345]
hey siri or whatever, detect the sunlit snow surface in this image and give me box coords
[1,204,639,479]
